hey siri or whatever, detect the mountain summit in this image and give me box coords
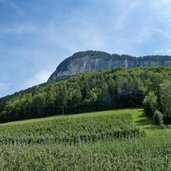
[48,50,171,82]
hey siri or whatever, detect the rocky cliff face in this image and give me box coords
[48,50,171,82]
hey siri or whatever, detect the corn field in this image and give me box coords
[0,113,144,146]
[0,109,170,170]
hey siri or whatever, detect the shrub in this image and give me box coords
[153,110,163,126]
[160,81,171,120]
[143,92,157,117]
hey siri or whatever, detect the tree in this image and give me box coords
[143,91,157,117]
[160,81,171,120]
[153,110,163,126]
[56,83,68,114]
[67,82,82,113]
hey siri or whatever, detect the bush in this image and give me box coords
[153,110,163,126]
[143,92,157,117]
[160,81,171,120]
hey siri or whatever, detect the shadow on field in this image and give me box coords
[135,110,152,127]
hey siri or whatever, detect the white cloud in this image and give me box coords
[113,1,138,31]
[2,0,171,97]
[22,70,52,89]
[153,49,171,55]
[157,29,171,40]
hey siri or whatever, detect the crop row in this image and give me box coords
[0,135,170,171]
[0,113,144,145]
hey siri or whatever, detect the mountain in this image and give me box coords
[48,50,171,82]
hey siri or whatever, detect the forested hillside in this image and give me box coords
[0,67,171,123]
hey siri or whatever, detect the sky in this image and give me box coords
[0,0,171,97]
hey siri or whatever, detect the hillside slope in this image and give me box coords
[1,67,171,123]
[48,50,171,82]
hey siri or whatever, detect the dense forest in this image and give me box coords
[0,67,171,123]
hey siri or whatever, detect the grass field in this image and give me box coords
[0,108,170,170]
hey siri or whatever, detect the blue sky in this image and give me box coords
[0,0,171,97]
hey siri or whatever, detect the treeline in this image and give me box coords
[0,67,171,123]
[58,50,171,72]
[64,50,171,62]
[143,80,171,125]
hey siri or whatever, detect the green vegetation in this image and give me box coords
[1,67,171,123]
[0,109,170,170]
[143,91,157,118]
[160,81,171,120]
[153,110,163,126]
[142,79,171,124]
[0,54,171,169]
[0,111,144,146]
